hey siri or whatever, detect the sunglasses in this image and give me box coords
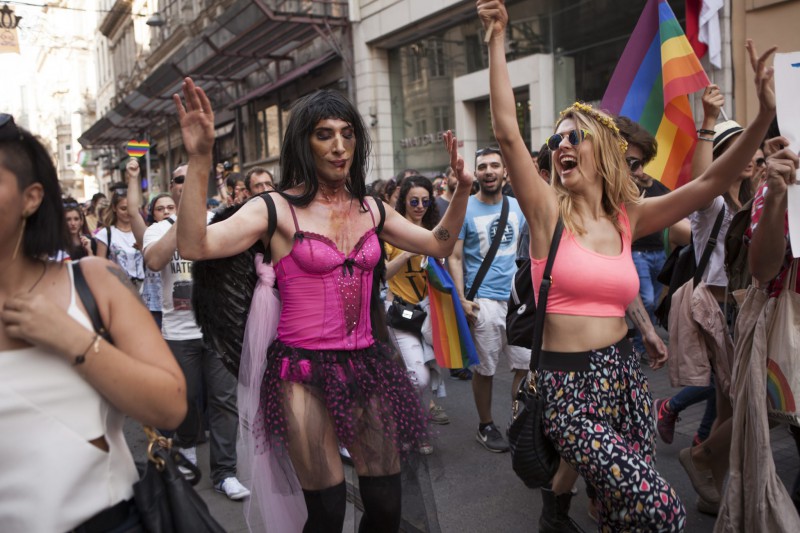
[171,175,185,184]
[409,198,431,208]
[547,129,590,151]
[113,188,128,198]
[626,157,643,173]
[63,201,80,208]
[755,157,766,168]
[0,113,24,142]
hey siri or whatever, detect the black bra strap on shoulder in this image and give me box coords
[72,260,112,342]
[259,191,278,241]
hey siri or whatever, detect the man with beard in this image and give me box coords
[448,147,526,452]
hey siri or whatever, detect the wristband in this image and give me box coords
[74,334,101,366]
[697,136,714,142]
[697,129,715,136]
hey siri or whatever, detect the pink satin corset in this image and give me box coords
[275,203,381,351]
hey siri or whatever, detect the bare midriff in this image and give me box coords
[542,314,629,353]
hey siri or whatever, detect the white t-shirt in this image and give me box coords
[690,196,733,288]
[95,226,144,280]
[143,219,201,341]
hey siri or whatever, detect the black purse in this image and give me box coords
[507,219,563,489]
[72,261,225,533]
[386,295,427,334]
[506,258,535,348]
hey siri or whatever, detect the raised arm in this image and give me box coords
[172,78,269,260]
[381,131,471,258]
[689,85,724,181]
[124,158,148,247]
[629,40,777,239]
[749,146,799,283]
[478,0,557,237]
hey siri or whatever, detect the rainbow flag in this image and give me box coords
[424,257,479,369]
[601,0,709,190]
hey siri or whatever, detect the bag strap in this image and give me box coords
[466,195,509,301]
[530,218,564,372]
[105,226,112,259]
[258,192,278,262]
[72,260,113,343]
[693,206,726,287]
[374,197,386,234]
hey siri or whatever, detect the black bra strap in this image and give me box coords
[258,191,279,262]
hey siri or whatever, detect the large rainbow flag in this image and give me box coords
[601,0,709,190]
[424,257,479,369]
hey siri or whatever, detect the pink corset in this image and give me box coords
[275,202,381,350]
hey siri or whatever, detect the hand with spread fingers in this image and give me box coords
[443,130,474,191]
[172,77,216,157]
[746,39,777,114]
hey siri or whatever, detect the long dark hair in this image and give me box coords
[0,118,66,258]
[278,90,371,207]
[394,175,439,230]
[63,204,91,259]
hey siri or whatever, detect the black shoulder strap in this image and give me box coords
[259,191,279,262]
[530,218,564,372]
[693,206,726,287]
[105,226,112,259]
[374,197,386,234]
[72,260,113,342]
[467,195,510,301]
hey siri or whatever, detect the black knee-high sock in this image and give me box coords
[358,474,402,533]
[302,481,346,533]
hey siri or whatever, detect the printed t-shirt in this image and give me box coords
[385,242,427,304]
[95,226,144,280]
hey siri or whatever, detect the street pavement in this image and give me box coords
[125,348,799,532]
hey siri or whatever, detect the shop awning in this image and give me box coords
[79,0,347,148]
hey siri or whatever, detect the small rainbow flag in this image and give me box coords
[126,139,150,158]
[601,0,709,190]
[424,257,479,369]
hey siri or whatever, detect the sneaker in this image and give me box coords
[177,446,197,479]
[449,368,473,381]
[696,495,719,516]
[429,404,450,425]
[419,441,434,455]
[476,423,509,453]
[654,398,679,444]
[215,477,251,501]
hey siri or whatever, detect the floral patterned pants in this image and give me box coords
[540,339,686,532]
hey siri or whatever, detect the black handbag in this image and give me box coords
[506,258,535,348]
[72,261,225,533]
[134,427,226,533]
[386,295,427,333]
[507,219,563,489]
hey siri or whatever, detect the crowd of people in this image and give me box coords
[1,2,798,532]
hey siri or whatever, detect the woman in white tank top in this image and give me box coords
[0,114,187,532]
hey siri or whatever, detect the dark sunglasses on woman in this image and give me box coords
[626,157,643,173]
[547,129,590,151]
[409,198,431,208]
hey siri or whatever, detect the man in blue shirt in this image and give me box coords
[449,147,527,453]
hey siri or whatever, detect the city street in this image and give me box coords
[125,350,799,532]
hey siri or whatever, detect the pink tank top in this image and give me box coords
[531,206,639,317]
[275,202,381,350]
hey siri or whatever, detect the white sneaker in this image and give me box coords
[177,446,197,478]
[215,477,251,501]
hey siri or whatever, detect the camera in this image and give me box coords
[222,161,233,171]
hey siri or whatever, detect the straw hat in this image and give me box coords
[712,120,744,156]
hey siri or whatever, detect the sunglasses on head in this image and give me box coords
[0,113,24,142]
[171,175,185,184]
[476,147,502,158]
[63,201,80,208]
[547,129,590,151]
[756,157,766,168]
[409,198,431,208]
[626,157,643,173]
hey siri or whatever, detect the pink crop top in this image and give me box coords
[531,207,639,317]
[275,202,381,351]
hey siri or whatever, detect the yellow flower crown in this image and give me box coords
[559,102,628,154]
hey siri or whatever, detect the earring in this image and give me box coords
[11,215,27,261]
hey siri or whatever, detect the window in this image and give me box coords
[465,35,487,73]
[407,49,422,82]
[433,106,449,132]
[64,144,72,167]
[413,109,427,137]
[429,39,446,77]
[254,105,282,161]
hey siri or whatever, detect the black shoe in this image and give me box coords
[539,487,584,533]
[450,368,473,380]
[475,423,509,453]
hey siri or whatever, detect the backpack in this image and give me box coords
[654,207,725,329]
[724,198,754,294]
[506,258,535,348]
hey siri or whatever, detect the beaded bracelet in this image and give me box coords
[697,136,714,142]
[697,129,715,136]
[74,333,101,366]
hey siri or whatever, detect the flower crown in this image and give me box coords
[559,102,628,154]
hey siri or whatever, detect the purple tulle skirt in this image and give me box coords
[257,339,429,464]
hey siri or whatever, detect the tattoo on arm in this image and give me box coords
[106,266,140,298]
[433,226,450,242]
